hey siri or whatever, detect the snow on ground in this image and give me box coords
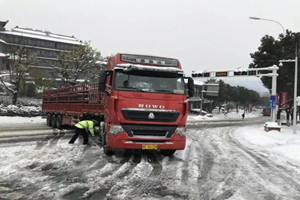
[234,125,300,167]
[2,111,300,173]
[188,109,260,121]
[0,116,44,124]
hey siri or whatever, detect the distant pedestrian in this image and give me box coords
[69,120,97,145]
[242,113,245,119]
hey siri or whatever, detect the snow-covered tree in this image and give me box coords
[249,31,300,108]
[0,46,36,105]
[53,41,104,86]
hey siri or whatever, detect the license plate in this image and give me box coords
[142,144,158,150]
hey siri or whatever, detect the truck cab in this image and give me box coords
[99,53,194,155]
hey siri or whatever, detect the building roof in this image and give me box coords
[0,20,8,30]
[0,25,82,45]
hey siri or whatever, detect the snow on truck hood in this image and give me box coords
[115,64,184,74]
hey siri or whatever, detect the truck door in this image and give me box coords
[104,71,113,121]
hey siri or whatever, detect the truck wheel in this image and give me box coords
[56,115,63,129]
[160,150,176,156]
[46,114,51,126]
[103,146,114,156]
[51,115,57,128]
[99,122,105,143]
[102,132,114,156]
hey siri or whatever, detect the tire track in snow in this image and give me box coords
[227,130,300,200]
[115,152,163,198]
[84,153,142,199]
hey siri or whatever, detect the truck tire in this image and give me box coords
[56,115,63,129]
[102,131,114,156]
[103,146,114,156]
[160,150,176,156]
[51,114,57,128]
[46,114,51,126]
[99,121,105,143]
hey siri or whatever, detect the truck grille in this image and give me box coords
[122,124,177,138]
[121,108,180,122]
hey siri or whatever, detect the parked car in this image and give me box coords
[190,109,213,117]
[262,107,271,116]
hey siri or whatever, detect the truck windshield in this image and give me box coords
[114,69,185,95]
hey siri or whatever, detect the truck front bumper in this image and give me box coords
[106,132,186,150]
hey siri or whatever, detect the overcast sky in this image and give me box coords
[1,0,300,93]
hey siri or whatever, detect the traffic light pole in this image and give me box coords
[280,45,298,134]
[271,67,278,122]
[192,65,279,123]
[200,90,205,115]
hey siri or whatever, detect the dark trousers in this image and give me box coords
[69,127,89,144]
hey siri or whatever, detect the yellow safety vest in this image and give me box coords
[75,120,94,136]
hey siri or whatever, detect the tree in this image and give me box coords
[53,41,104,86]
[0,46,36,105]
[208,79,260,112]
[249,31,300,107]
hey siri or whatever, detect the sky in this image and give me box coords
[1,0,300,94]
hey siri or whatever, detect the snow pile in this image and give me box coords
[0,116,44,124]
[0,104,41,116]
[188,110,260,121]
[235,125,300,167]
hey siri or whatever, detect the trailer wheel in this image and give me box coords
[160,150,176,156]
[46,114,51,126]
[56,115,63,129]
[51,114,57,128]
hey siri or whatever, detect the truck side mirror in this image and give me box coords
[187,77,195,97]
[98,70,107,92]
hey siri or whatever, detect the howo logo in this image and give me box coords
[138,104,165,109]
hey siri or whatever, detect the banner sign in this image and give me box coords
[281,92,288,109]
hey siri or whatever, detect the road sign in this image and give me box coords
[270,95,276,108]
[215,72,228,77]
[205,82,219,96]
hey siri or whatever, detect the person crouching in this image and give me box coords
[69,120,97,145]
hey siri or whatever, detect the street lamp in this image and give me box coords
[249,17,286,36]
[249,17,285,123]
[250,17,298,133]
[280,50,298,134]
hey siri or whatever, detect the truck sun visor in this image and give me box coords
[120,54,178,67]
[116,64,183,74]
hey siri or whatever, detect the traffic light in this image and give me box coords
[192,72,203,77]
[203,72,210,77]
[192,72,210,77]
[234,71,247,76]
[248,70,257,76]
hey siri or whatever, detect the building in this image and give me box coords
[0,20,82,77]
[188,80,219,113]
[188,80,204,111]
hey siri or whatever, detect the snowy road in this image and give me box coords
[1,117,300,200]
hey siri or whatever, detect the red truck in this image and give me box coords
[42,53,194,156]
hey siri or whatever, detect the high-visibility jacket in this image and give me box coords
[75,120,95,136]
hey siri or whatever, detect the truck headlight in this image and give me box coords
[175,127,186,136]
[109,125,124,135]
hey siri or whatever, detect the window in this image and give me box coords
[114,69,185,95]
